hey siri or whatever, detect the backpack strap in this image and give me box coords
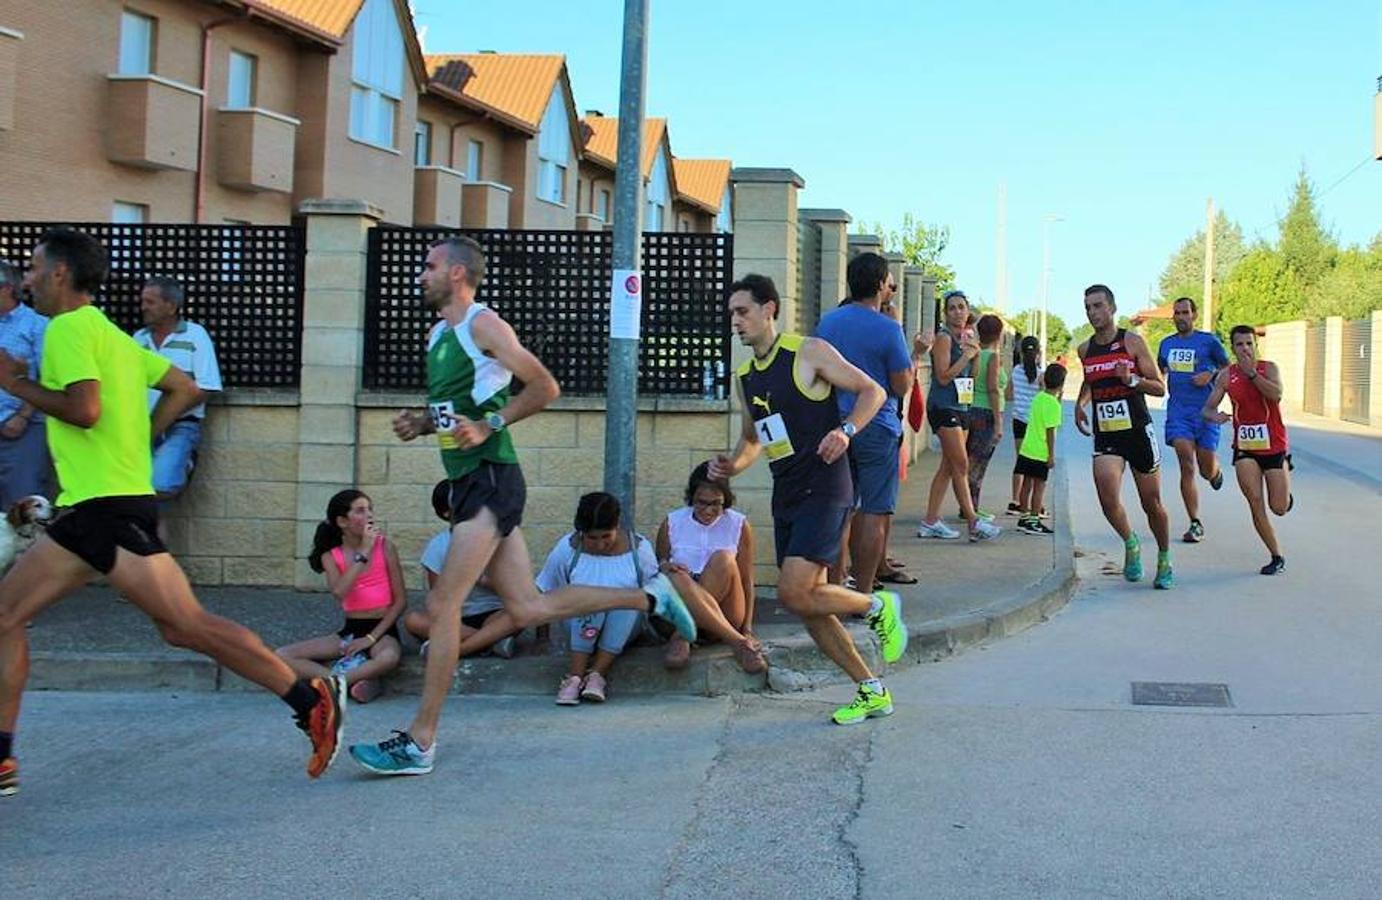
[566,530,646,585]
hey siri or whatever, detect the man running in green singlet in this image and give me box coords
[0,228,345,798]
[710,274,907,726]
[349,236,696,776]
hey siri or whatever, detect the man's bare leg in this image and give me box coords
[777,558,872,681]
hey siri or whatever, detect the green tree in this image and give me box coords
[1216,247,1306,331]
[1011,307,1073,357]
[1277,166,1336,290]
[1157,210,1248,306]
[1313,241,1382,320]
[864,214,957,294]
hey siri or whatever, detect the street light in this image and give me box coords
[1039,214,1064,362]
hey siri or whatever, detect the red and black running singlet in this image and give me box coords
[1227,362,1288,454]
[1082,328,1150,435]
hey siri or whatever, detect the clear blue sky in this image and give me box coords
[415,1,1381,326]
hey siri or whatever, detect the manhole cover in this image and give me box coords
[1131,682,1233,707]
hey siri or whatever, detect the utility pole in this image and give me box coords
[1202,197,1215,332]
[604,0,648,513]
[1040,214,1062,361]
[996,182,1008,315]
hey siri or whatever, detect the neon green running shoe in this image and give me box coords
[832,684,894,725]
[1123,536,1143,582]
[868,591,908,664]
[1154,559,1174,590]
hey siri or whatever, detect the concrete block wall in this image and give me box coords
[1258,320,1309,410]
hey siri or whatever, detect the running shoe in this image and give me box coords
[1123,536,1143,582]
[1182,519,1204,543]
[1038,508,1051,520]
[555,674,583,705]
[295,675,346,779]
[974,507,998,521]
[916,518,961,540]
[1022,518,1055,535]
[349,730,435,776]
[1209,469,1224,491]
[1154,559,1174,590]
[832,683,894,725]
[970,519,1002,542]
[1006,502,1023,516]
[580,671,608,703]
[868,591,908,664]
[644,573,697,642]
[1260,555,1286,576]
[1017,515,1039,534]
[0,757,16,797]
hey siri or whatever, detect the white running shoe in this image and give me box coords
[970,519,1002,542]
[916,518,961,540]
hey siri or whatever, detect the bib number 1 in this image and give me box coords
[755,413,796,461]
[1237,422,1270,451]
[1095,399,1132,432]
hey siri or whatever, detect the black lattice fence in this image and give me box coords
[0,222,305,388]
[364,227,733,397]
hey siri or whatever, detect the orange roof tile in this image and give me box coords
[579,116,667,177]
[672,158,731,213]
[425,54,566,132]
[250,0,361,39]
[1130,302,1176,325]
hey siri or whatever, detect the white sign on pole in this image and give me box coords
[610,269,642,340]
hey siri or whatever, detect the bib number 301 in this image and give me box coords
[755,413,796,461]
[1237,422,1270,451]
[1095,399,1132,432]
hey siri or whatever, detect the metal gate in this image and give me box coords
[1340,318,1372,425]
[1303,322,1326,415]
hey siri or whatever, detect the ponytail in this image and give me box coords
[309,489,367,573]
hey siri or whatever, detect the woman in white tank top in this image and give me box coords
[654,462,765,674]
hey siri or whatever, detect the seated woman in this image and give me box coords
[538,491,657,706]
[655,462,766,673]
[277,489,405,703]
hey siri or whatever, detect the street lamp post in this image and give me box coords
[1039,214,1063,361]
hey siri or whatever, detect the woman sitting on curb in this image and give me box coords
[655,462,767,674]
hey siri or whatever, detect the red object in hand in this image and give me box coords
[907,380,925,432]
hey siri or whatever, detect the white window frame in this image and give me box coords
[111,201,148,272]
[347,0,403,149]
[465,140,483,180]
[645,149,670,232]
[597,188,611,221]
[414,120,432,166]
[535,84,569,204]
[118,10,156,76]
[227,49,256,109]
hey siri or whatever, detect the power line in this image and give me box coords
[1318,155,1373,198]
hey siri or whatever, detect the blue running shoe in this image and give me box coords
[1154,559,1174,590]
[349,730,434,776]
[644,572,697,642]
[1123,536,1143,582]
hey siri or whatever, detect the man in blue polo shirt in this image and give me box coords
[1157,296,1228,543]
[816,252,913,595]
[0,260,51,508]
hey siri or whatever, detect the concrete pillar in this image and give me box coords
[1371,311,1382,427]
[884,251,906,321]
[920,276,938,337]
[1323,315,1344,419]
[902,265,923,344]
[847,233,884,262]
[294,199,380,588]
[730,167,804,341]
[801,208,851,324]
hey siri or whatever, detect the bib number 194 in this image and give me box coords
[1095,399,1132,432]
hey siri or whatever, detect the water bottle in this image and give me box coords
[702,361,715,399]
[714,361,725,399]
[332,651,368,676]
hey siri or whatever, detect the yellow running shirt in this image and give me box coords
[41,305,171,506]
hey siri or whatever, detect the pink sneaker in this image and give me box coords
[555,674,582,706]
[579,671,608,703]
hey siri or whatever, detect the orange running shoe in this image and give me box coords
[0,757,17,797]
[296,675,346,778]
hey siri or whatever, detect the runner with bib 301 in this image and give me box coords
[1074,284,1174,589]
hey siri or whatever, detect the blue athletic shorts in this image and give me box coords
[848,422,901,515]
[772,495,850,568]
[1163,407,1220,451]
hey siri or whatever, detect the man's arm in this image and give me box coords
[1200,369,1231,423]
[0,350,100,428]
[803,337,885,433]
[711,377,764,479]
[1249,361,1284,404]
[150,365,203,436]
[1126,334,1166,397]
[1073,341,1092,435]
[451,310,561,449]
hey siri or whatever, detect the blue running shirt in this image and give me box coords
[1158,330,1228,413]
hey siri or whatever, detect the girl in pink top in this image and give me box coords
[655,462,765,674]
[276,490,406,703]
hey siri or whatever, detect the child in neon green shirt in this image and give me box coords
[1015,364,1066,534]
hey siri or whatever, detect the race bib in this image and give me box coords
[429,401,459,450]
[1237,422,1270,451]
[954,376,975,405]
[1166,348,1195,374]
[1095,399,1132,432]
[755,413,796,461]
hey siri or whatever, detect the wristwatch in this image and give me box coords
[1128,373,1141,388]
[841,421,857,439]
[485,411,507,432]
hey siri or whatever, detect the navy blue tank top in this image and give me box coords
[929,327,975,411]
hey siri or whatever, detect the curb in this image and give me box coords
[29,470,1076,699]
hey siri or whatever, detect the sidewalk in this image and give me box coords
[26,433,1074,697]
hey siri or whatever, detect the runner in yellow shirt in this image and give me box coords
[0,228,344,798]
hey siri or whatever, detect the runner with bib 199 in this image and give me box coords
[1200,325,1292,575]
[1074,284,1174,589]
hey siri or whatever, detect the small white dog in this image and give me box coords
[0,495,54,573]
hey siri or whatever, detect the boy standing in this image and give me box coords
[1015,364,1067,535]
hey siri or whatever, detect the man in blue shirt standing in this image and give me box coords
[1157,296,1229,543]
[816,252,914,594]
[0,260,51,508]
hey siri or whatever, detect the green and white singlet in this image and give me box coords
[426,303,519,478]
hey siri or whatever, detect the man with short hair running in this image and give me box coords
[349,236,696,775]
[1200,325,1292,575]
[0,228,345,797]
[1156,296,1228,543]
[710,274,907,726]
[1074,284,1174,589]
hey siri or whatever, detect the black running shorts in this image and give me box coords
[47,495,167,574]
[1232,449,1291,471]
[447,461,527,537]
[928,405,968,431]
[1093,422,1161,475]
[1013,453,1051,482]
